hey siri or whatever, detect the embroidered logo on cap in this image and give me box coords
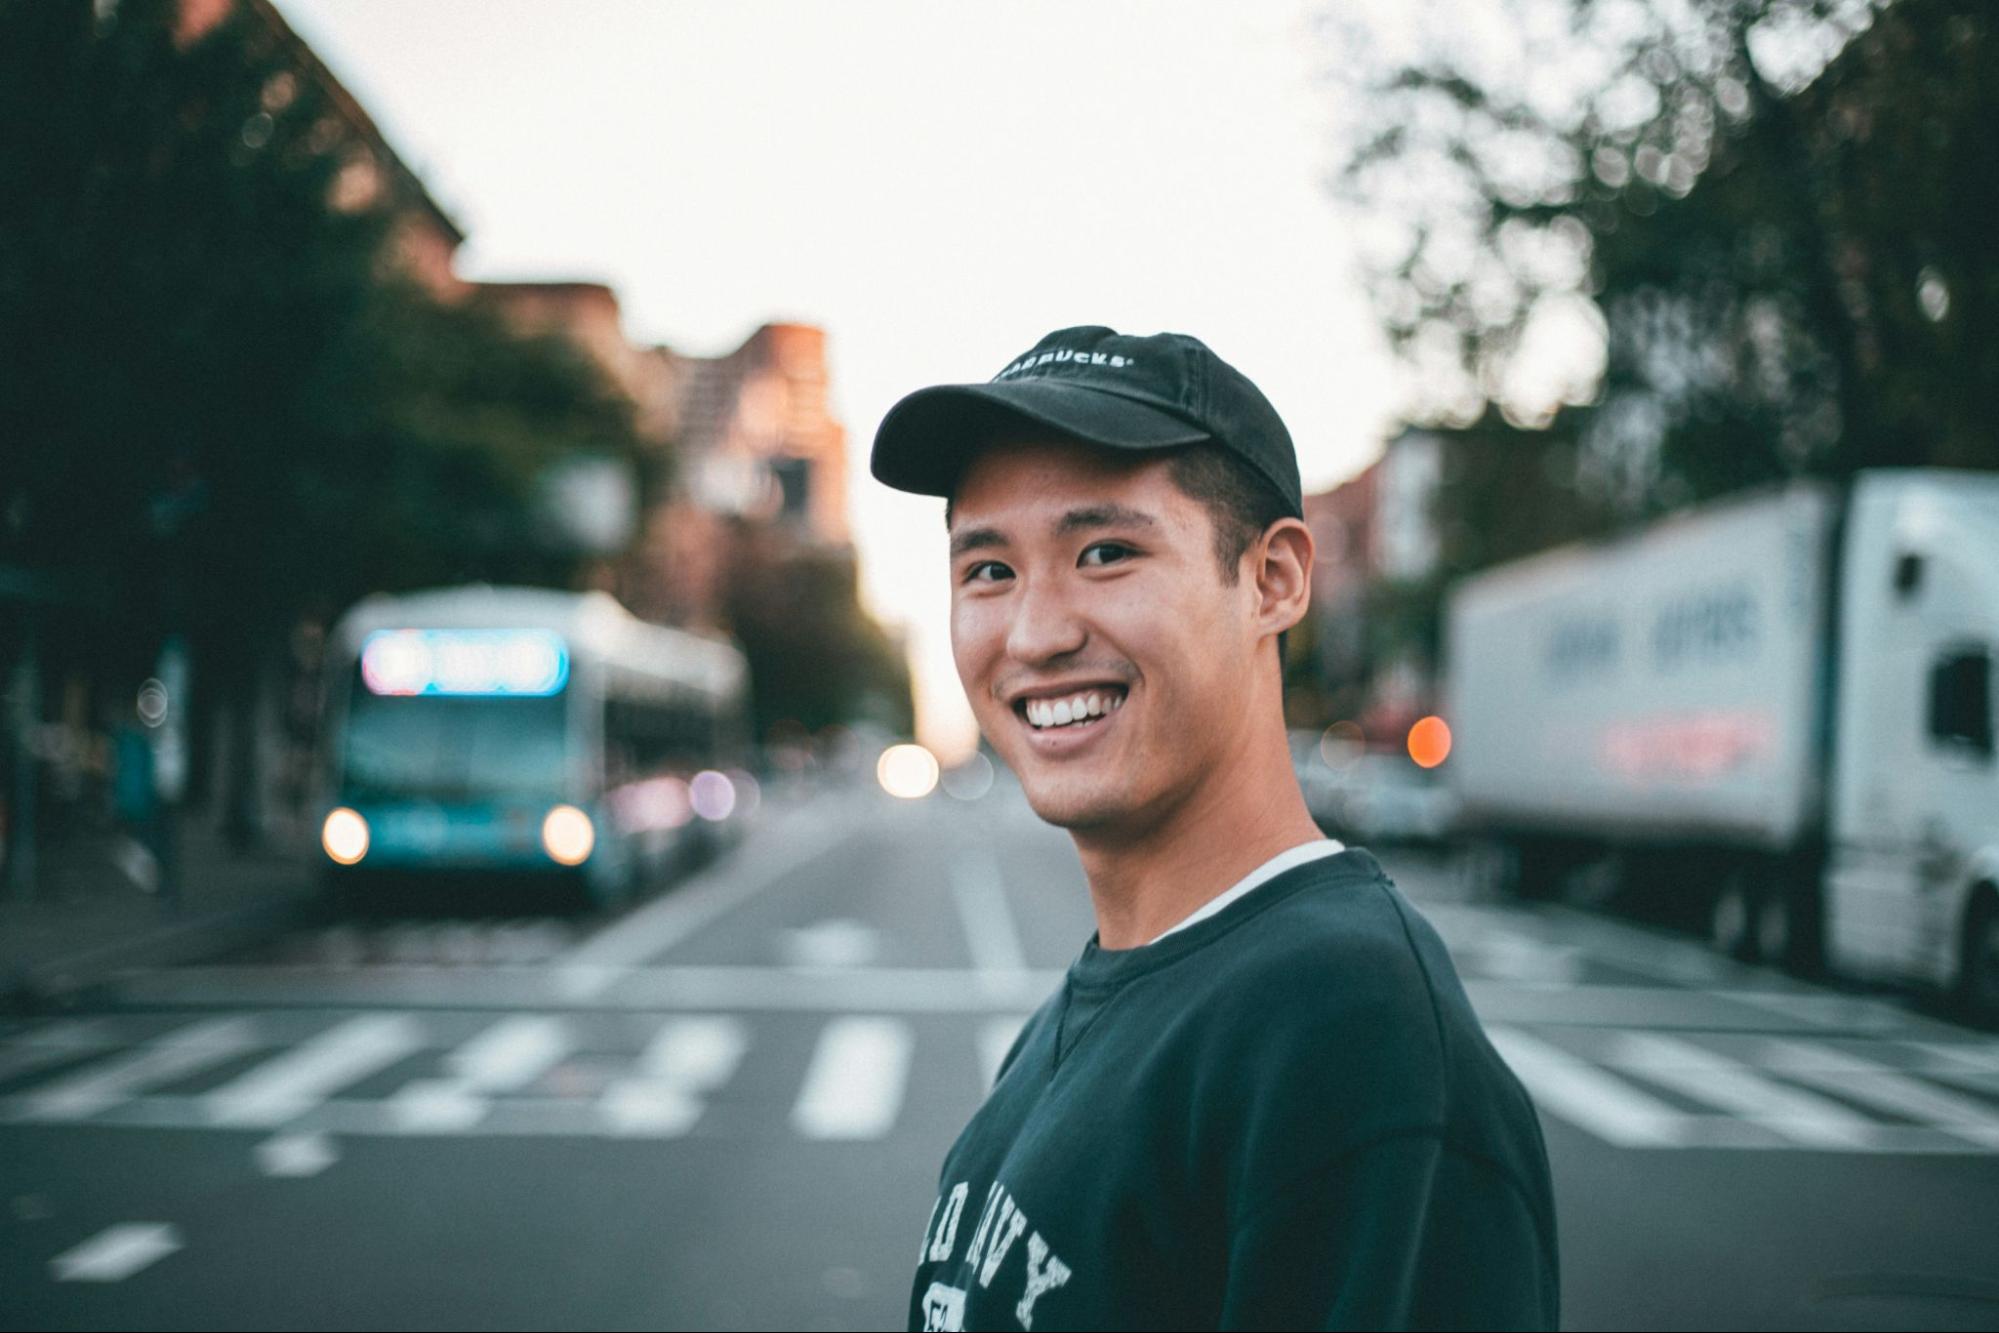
[992,349,1136,382]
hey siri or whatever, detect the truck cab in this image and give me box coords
[1826,471,1999,1017]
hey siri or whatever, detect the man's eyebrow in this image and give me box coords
[947,505,1159,560]
[949,526,1008,560]
[1055,503,1158,536]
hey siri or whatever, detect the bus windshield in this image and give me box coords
[340,680,571,804]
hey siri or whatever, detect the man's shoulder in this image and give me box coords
[1201,855,1443,1013]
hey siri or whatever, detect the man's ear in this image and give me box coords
[1251,518,1313,638]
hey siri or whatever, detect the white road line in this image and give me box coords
[443,1015,571,1090]
[255,1130,339,1178]
[606,965,1061,1012]
[0,1019,115,1082]
[791,1016,913,1140]
[1485,1026,1687,1148]
[106,963,1067,1012]
[1761,1039,1999,1150]
[205,1015,424,1129]
[553,805,857,999]
[637,1015,749,1085]
[388,1015,571,1134]
[950,851,1029,981]
[1474,931,1584,986]
[598,1015,749,1137]
[23,1018,259,1122]
[386,1081,488,1134]
[1608,1031,1878,1149]
[50,1223,182,1282]
[1908,1040,1999,1074]
[1712,988,1909,1032]
[598,1083,703,1137]
[977,1016,1027,1090]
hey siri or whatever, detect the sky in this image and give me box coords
[278,0,1411,761]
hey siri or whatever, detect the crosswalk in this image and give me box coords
[1488,1023,1999,1153]
[5,1005,1999,1154]
[0,1010,1027,1143]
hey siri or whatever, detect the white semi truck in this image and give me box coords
[1443,469,1999,1023]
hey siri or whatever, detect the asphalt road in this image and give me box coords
[3,777,1998,1330]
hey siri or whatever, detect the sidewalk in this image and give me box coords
[0,811,324,1014]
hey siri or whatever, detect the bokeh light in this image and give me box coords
[941,751,995,801]
[321,807,369,865]
[690,770,737,821]
[1408,716,1452,769]
[541,804,596,865]
[1319,720,1365,770]
[136,677,170,727]
[877,743,940,799]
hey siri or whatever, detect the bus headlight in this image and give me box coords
[542,804,595,866]
[322,808,370,865]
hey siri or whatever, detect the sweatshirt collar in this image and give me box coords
[1066,845,1386,993]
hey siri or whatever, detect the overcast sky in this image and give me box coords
[279,0,1409,759]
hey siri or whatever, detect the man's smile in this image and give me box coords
[1009,684,1130,755]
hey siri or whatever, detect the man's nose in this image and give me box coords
[1005,578,1088,664]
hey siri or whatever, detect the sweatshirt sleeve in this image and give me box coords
[1216,1128,1558,1331]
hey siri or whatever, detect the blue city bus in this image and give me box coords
[316,586,754,909]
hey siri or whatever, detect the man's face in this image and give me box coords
[948,439,1261,834]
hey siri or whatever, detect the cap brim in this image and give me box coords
[870,380,1211,497]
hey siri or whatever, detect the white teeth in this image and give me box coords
[1022,687,1128,729]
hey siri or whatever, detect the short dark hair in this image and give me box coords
[943,439,1296,667]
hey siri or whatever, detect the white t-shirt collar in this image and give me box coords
[1144,838,1346,946]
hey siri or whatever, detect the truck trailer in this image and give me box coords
[1442,469,1999,1023]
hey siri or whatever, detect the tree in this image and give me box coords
[0,0,648,840]
[722,526,914,742]
[1326,0,1994,519]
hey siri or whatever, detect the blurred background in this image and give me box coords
[3,0,1997,1328]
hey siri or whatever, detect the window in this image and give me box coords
[1928,646,1994,760]
[770,457,811,521]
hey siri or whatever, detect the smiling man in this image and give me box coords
[871,327,1560,1331]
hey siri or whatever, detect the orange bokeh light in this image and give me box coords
[1408,715,1452,769]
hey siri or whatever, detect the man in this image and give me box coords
[871,326,1560,1331]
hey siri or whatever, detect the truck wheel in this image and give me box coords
[1958,892,1999,1031]
[1711,871,1755,962]
[1460,840,1520,900]
[1753,887,1792,970]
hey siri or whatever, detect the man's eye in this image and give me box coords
[963,560,1013,584]
[1080,542,1133,567]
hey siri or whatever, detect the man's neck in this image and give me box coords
[1071,736,1325,950]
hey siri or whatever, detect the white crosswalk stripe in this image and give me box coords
[599,1015,748,1137]
[1488,1026,1687,1148]
[0,1019,117,1083]
[204,1015,425,1129]
[388,1015,572,1133]
[977,1017,1028,1091]
[22,1018,260,1122]
[1759,1039,1999,1150]
[791,1016,914,1140]
[9,1005,1999,1153]
[1606,1031,1879,1149]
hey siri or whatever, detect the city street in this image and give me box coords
[3,778,1998,1331]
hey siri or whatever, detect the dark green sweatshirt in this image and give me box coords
[908,847,1560,1331]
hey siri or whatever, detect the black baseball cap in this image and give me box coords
[869,325,1303,518]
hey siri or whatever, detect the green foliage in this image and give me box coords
[0,0,645,669]
[722,529,914,740]
[1328,0,1995,517]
